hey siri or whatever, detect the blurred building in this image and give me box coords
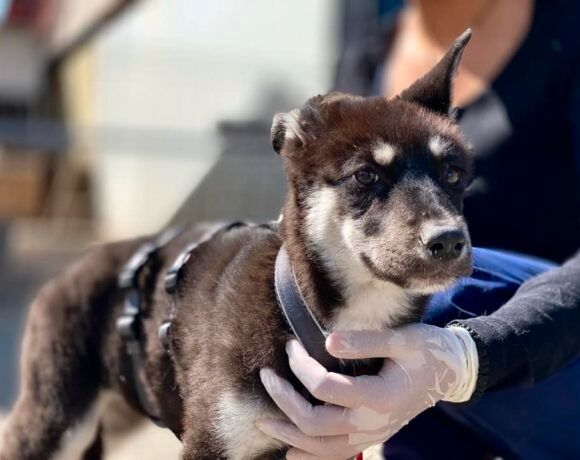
[0,0,339,244]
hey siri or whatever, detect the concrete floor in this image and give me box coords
[0,240,52,409]
[0,275,28,409]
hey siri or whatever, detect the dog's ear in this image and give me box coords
[399,29,472,116]
[271,96,325,154]
[271,109,302,154]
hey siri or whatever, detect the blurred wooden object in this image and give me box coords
[0,0,142,259]
[0,150,49,218]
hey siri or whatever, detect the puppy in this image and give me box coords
[1,31,473,460]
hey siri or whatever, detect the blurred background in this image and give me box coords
[0,0,402,427]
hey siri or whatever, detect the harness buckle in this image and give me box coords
[164,270,180,295]
[116,313,139,343]
[117,288,142,343]
[158,321,172,350]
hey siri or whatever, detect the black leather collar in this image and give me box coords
[275,245,358,375]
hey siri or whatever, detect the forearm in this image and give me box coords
[451,250,580,399]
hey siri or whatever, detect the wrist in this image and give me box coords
[444,325,479,402]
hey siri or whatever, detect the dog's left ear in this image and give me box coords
[399,29,472,116]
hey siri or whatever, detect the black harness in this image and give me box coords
[116,223,355,432]
[116,222,247,430]
[158,223,242,350]
[116,228,180,427]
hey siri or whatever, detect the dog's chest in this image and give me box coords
[332,281,413,331]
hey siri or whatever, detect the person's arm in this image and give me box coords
[451,58,580,399]
[449,249,580,400]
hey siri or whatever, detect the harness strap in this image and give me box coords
[116,222,251,431]
[159,222,248,349]
[116,228,180,426]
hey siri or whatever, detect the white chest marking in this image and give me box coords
[216,392,285,460]
[333,280,413,331]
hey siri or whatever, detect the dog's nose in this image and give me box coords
[423,229,466,260]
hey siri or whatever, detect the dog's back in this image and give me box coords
[1,222,292,459]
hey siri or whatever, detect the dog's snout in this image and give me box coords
[423,228,466,260]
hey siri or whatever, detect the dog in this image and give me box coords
[1,31,473,460]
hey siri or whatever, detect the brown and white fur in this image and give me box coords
[1,31,474,460]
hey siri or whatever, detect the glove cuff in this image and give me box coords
[444,325,479,402]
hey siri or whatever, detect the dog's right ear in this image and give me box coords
[271,109,303,155]
[271,96,324,154]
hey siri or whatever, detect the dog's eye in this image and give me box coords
[354,169,378,186]
[443,165,462,186]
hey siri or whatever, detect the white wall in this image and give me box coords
[91,0,339,238]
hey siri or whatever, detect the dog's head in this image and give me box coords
[274,31,473,296]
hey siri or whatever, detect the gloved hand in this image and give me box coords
[256,323,479,459]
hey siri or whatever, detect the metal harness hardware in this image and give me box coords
[116,228,180,426]
[159,240,198,350]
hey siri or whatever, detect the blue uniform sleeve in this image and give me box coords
[450,251,580,400]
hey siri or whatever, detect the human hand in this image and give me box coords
[256,323,478,459]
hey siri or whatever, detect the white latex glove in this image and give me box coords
[256,323,478,459]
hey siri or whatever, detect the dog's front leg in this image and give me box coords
[179,430,228,460]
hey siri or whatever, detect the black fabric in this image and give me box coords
[452,251,580,394]
[334,0,580,396]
